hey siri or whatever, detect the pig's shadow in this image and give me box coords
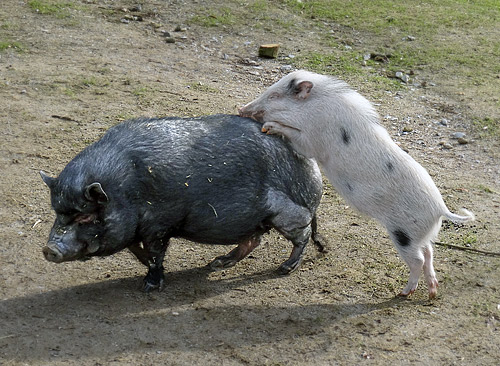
[0,266,421,362]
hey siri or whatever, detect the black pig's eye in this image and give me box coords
[74,214,96,224]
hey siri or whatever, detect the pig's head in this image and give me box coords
[40,170,134,263]
[239,71,313,123]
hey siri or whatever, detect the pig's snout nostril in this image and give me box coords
[43,245,64,263]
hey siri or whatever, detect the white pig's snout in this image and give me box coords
[239,106,265,122]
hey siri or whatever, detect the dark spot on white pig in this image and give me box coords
[393,229,410,247]
[346,182,353,192]
[340,127,350,145]
[386,162,394,172]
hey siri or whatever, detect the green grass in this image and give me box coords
[27,0,78,18]
[187,82,220,94]
[0,40,24,51]
[190,7,235,27]
[473,117,499,138]
[284,0,500,76]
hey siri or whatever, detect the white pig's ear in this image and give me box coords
[295,81,313,100]
[85,182,109,205]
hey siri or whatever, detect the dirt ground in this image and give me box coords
[1,1,499,365]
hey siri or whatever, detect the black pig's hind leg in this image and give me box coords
[209,233,263,271]
[267,191,314,275]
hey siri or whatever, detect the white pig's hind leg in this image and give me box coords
[423,243,438,299]
[397,249,424,297]
[390,221,441,299]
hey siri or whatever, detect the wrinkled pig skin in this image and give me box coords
[41,114,324,292]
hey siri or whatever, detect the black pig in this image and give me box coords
[40,114,323,291]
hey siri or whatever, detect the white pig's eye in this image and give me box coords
[268,92,281,100]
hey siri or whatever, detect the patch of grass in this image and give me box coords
[28,0,76,18]
[79,76,109,88]
[190,7,235,27]
[132,86,150,97]
[293,50,403,90]
[0,40,24,52]
[462,232,478,247]
[472,117,499,138]
[250,0,268,13]
[187,82,219,94]
[285,0,500,96]
[478,184,495,194]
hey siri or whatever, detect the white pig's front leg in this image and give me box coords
[262,121,301,138]
[262,121,313,158]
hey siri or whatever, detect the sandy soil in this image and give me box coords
[1,1,499,365]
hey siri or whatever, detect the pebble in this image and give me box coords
[402,126,413,133]
[451,132,466,139]
[160,30,171,37]
[439,141,453,149]
[129,4,142,12]
[395,71,410,83]
[174,25,187,32]
[440,118,448,126]
[457,137,469,144]
[281,65,293,72]
[165,37,175,44]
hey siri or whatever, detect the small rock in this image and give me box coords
[369,53,391,63]
[165,37,175,44]
[395,71,410,83]
[403,35,416,41]
[281,65,293,72]
[451,132,466,139]
[258,44,280,58]
[160,30,171,37]
[174,25,187,32]
[122,14,143,21]
[440,118,448,126]
[129,4,142,12]
[439,141,453,149]
[457,137,469,145]
[402,126,413,133]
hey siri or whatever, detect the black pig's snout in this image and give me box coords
[43,243,64,263]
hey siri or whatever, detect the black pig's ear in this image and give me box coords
[84,182,109,205]
[40,171,56,189]
[295,80,313,100]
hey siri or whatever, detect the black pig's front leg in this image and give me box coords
[129,239,169,292]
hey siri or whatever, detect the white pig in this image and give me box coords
[239,70,474,299]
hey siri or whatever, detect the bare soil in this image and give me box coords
[1,1,499,365]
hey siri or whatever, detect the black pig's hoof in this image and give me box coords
[142,270,165,292]
[209,256,237,271]
[142,278,164,292]
[277,258,303,275]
